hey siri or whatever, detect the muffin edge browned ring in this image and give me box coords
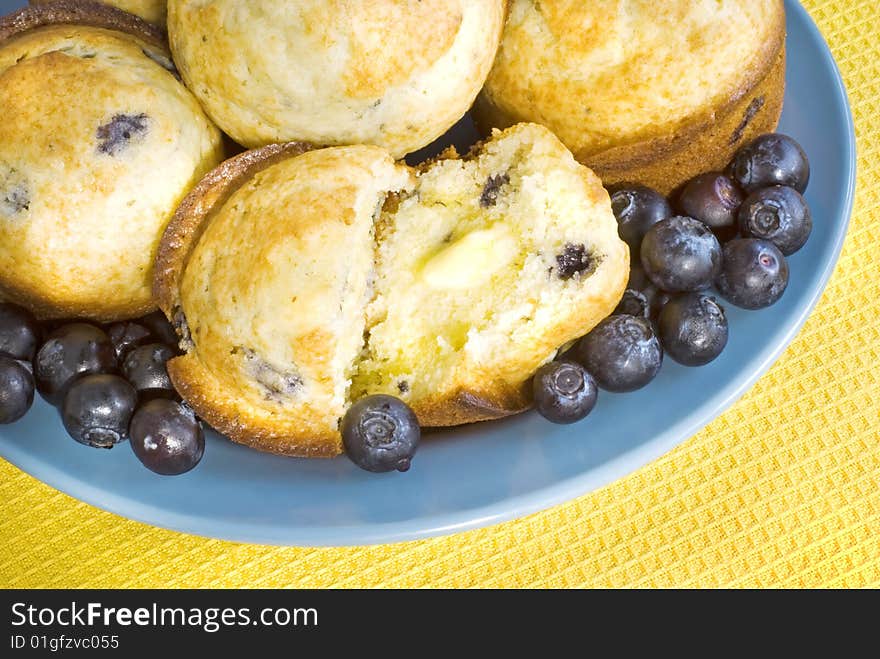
[1,0,165,50]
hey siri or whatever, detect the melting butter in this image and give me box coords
[421,224,518,290]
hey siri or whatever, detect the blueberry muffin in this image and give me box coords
[155,124,628,456]
[0,1,224,321]
[166,0,506,158]
[474,0,786,194]
[31,0,167,26]
[155,143,413,456]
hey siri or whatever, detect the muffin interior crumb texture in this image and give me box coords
[0,23,223,320]
[352,125,620,408]
[178,124,627,448]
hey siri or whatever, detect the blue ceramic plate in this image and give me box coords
[0,0,856,546]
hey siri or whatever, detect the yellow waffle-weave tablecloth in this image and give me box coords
[1,0,878,589]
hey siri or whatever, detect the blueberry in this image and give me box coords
[640,216,722,292]
[107,321,153,361]
[0,165,30,216]
[138,310,179,348]
[0,355,34,424]
[1,182,29,215]
[480,173,510,208]
[677,172,743,240]
[123,343,176,399]
[658,294,729,366]
[555,243,596,280]
[576,315,663,392]
[613,285,666,323]
[609,184,672,252]
[729,133,810,193]
[96,113,149,156]
[129,399,205,475]
[34,323,117,406]
[615,262,668,320]
[738,185,812,256]
[61,374,137,448]
[614,288,651,318]
[715,238,789,309]
[652,290,673,320]
[0,303,41,362]
[625,259,654,292]
[342,395,420,473]
[532,360,598,424]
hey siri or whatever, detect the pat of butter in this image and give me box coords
[422,225,518,290]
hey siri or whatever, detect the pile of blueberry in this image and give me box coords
[0,307,204,476]
[533,133,812,423]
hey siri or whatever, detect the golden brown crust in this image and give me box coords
[3,0,166,50]
[0,280,158,323]
[416,385,531,428]
[167,355,341,458]
[162,145,408,460]
[155,141,349,459]
[0,1,222,322]
[474,0,786,195]
[333,0,461,99]
[167,0,505,156]
[0,2,163,323]
[158,127,627,457]
[582,44,786,195]
[153,141,314,317]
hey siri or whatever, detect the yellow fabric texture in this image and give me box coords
[1,0,878,588]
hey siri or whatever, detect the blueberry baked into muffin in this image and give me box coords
[0,1,224,321]
[30,0,167,26]
[166,0,506,157]
[474,0,786,194]
[154,124,629,456]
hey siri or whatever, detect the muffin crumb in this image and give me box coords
[171,306,191,350]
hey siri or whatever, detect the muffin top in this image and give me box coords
[166,145,412,455]
[167,0,505,157]
[0,9,223,320]
[478,0,785,158]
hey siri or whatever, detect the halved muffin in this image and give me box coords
[155,124,628,457]
[31,0,167,26]
[0,1,223,321]
[155,143,413,456]
[166,0,506,158]
[474,0,786,194]
[353,124,628,426]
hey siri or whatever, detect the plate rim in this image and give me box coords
[0,0,858,547]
